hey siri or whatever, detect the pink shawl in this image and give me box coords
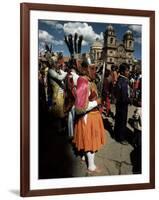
[75,76,89,114]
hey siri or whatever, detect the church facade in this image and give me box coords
[90,24,135,70]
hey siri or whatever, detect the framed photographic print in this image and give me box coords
[20,3,155,197]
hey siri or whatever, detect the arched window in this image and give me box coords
[110,37,113,44]
[129,41,132,47]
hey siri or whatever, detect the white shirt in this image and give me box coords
[70,71,79,86]
[48,68,67,81]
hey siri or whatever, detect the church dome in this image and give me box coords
[123,30,133,40]
[91,38,103,48]
[125,30,133,35]
[107,24,114,31]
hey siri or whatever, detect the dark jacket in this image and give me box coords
[115,75,130,106]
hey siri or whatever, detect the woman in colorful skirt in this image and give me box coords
[73,61,106,173]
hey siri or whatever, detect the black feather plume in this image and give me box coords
[68,34,74,56]
[64,35,71,55]
[74,33,78,54]
[50,44,52,53]
[45,43,50,52]
[78,35,83,54]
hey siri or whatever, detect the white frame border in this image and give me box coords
[30,10,150,190]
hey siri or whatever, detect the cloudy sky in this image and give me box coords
[38,20,141,59]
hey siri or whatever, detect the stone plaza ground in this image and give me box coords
[68,104,141,177]
[39,104,141,179]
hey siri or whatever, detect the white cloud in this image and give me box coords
[42,20,56,26]
[53,40,64,45]
[128,25,141,33]
[39,30,54,43]
[63,22,103,45]
[38,30,64,53]
[82,40,89,46]
[128,25,141,44]
[39,41,45,53]
[134,37,141,44]
[41,20,63,30]
[55,23,63,29]
[39,29,64,46]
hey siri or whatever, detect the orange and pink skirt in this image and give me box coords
[73,110,106,152]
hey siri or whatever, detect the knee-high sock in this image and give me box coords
[81,154,85,161]
[86,152,96,171]
[68,111,73,137]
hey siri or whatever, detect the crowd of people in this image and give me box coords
[38,39,142,174]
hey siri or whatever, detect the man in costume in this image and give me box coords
[64,33,83,138]
[47,53,67,118]
[72,58,106,173]
[45,51,68,134]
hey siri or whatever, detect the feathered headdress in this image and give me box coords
[81,53,93,67]
[45,43,52,53]
[64,33,83,59]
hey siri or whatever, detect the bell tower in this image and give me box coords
[103,24,117,70]
[104,24,116,47]
[123,30,134,66]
